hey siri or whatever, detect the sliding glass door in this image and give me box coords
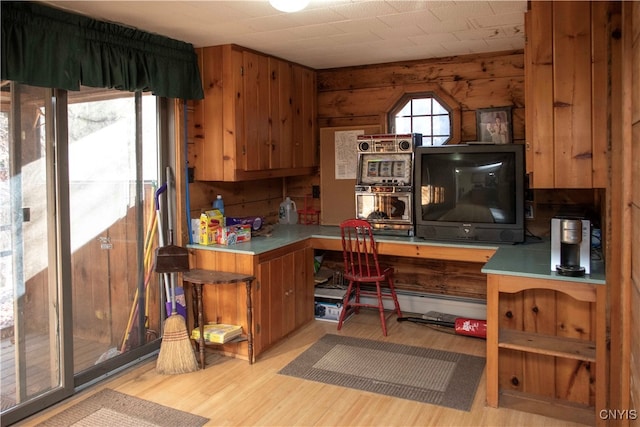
[0,83,70,420]
[67,89,162,374]
[1,83,165,425]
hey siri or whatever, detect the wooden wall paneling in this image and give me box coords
[316,51,525,92]
[552,1,593,188]
[607,0,630,412]
[629,0,640,415]
[527,1,554,188]
[317,116,383,129]
[524,9,533,175]
[317,78,523,130]
[443,77,524,111]
[320,252,487,300]
[590,1,611,189]
[187,178,283,225]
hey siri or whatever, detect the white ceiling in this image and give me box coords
[41,0,527,70]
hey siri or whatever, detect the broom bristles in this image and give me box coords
[156,314,199,375]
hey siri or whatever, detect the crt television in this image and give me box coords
[413,143,525,244]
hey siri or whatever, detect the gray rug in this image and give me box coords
[36,389,208,427]
[279,334,485,411]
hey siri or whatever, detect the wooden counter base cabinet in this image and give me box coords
[188,241,315,361]
[486,274,607,426]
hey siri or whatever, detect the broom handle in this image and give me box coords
[166,166,177,314]
[155,184,171,302]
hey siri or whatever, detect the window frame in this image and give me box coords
[386,85,461,145]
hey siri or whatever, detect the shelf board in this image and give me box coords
[499,390,594,426]
[498,329,596,362]
[195,334,248,346]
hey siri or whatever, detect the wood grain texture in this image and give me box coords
[553,1,593,188]
[22,311,586,427]
[526,1,554,188]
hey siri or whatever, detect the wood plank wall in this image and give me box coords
[316,50,525,138]
[627,0,639,417]
[606,1,639,417]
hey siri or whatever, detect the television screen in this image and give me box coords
[414,144,525,243]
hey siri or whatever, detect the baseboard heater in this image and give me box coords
[359,288,487,321]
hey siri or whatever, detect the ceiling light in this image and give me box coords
[269,0,309,13]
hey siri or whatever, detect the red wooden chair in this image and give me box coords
[337,219,402,336]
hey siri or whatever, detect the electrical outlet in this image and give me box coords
[312,185,320,198]
[187,167,195,183]
[525,202,534,219]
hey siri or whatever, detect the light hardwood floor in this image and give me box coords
[18,311,588,426]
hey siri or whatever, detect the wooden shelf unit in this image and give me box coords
[486,273,607,426]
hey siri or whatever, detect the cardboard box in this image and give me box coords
[215,224,252,246]
[314,287,354,323]
[199,209,224,245]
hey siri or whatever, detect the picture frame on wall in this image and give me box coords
[476,106,513,144]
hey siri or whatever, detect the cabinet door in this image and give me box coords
[552,1,592,188]
[292,65,317,168]
[270,58,293,170]
[294,247,314,329]
[242,50,271,172]
[526,1,608,189]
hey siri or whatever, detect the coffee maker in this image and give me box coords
[551,217,591,276]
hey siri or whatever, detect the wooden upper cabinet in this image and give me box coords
[292,64,317,169]
[270,58,293,170]
[525,1,609,189]
[192,44,317,182]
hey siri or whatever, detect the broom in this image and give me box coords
[155,166,199,375]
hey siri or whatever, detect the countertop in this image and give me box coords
[187,224,500,255]
[481,237,606,285]
[187,224,606,285]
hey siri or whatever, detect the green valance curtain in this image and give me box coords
[1,1,204,100]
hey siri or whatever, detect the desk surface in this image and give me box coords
[187,225,606,285]
[187,224,500,255]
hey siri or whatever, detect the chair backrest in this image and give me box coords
[340,219,382,279]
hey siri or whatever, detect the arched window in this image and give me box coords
[387,87,460,146]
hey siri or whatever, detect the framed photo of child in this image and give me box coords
[476,107,513,144]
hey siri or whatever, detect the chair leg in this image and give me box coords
[375,281,388,336]
[337,280,355,331]
[387,276,403,318]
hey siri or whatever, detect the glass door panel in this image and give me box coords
[0,84,68,413]
[66,89,161,374]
